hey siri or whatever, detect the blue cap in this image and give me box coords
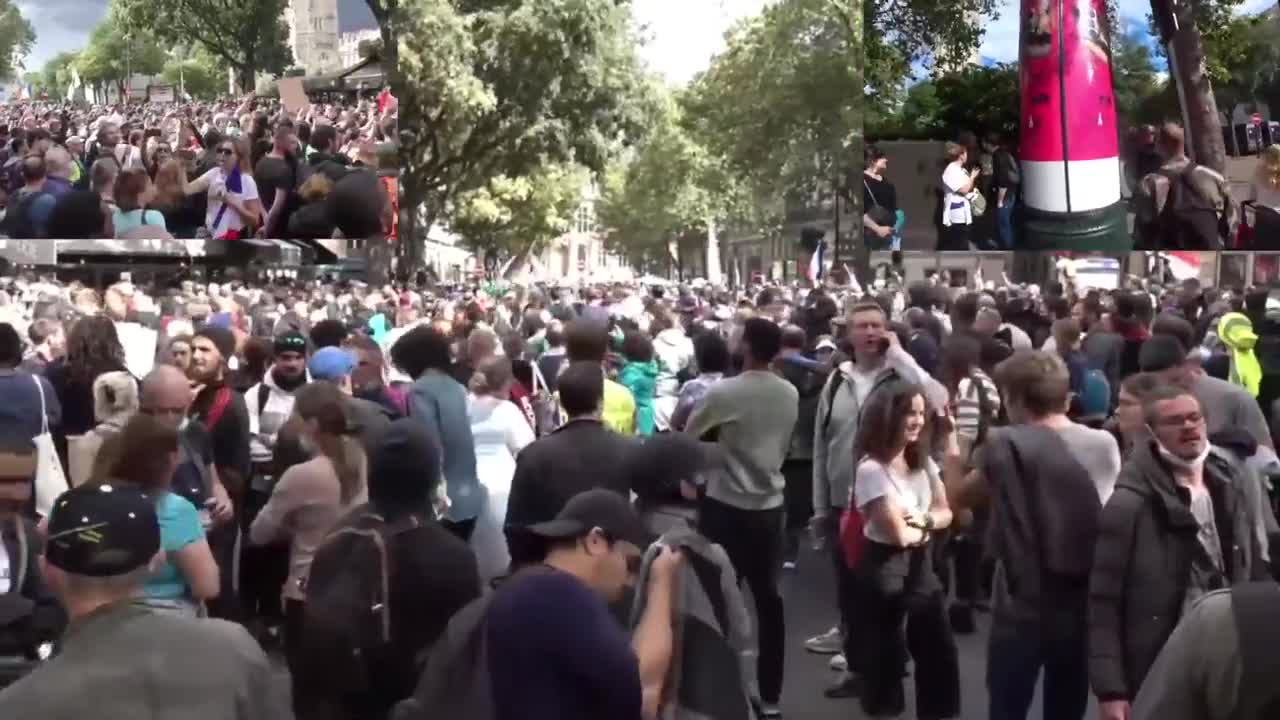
[308,346,358,381]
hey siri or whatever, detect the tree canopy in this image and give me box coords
[75,9,166,97]
[0,0,32,83]
[448,163,589,263]
[682,0,858,209]
[160,45,226,100]
[394,0,652,266]
[115,0,292,92]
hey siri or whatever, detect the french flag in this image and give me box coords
[806,239,825,284]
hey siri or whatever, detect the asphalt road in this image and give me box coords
[775,546,1098,720]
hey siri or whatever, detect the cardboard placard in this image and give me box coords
[278,77,309,114]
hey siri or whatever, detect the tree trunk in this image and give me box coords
[1163,0,1226,173]
[705,216,722,284]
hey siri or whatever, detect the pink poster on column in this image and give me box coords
[1061,0,1119,161]
[1020,0,1063,163]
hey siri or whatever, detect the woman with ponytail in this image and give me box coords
[249,381,367,710]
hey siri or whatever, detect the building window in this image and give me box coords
[575,205,594,234]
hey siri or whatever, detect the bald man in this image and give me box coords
[140,365,234,526]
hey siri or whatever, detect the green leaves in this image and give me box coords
[114,0,293,92]
[395,0,651,249]
[447,163,589,261]
[0,0,32,83]
[75,7,167,90]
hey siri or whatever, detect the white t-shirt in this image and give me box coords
[853,457,939,544]
[941,161,973,227]
[1249,180,1280,212]
[199,167,260,238]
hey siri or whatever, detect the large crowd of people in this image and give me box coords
[0,95,396,242]
[0,267,1279,719]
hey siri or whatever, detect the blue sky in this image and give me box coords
[978,0,1276,64]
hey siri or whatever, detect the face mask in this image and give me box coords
[1149,428,1210,472]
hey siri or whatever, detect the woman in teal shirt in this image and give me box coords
[112,168,169,238]
[90,412,220,614]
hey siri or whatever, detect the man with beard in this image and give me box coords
[241,330,309,637]
[187,325,251,621]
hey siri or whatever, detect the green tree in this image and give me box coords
[161,46,225,100]
[115,0,292,92]
[1112,21,1159,125]
[448,164,589,264]
[598,91,759,272]
[0,0,32,83]
[682,0,859,209]
[394,0,651,270]
[76,11,167,100]
[866,0,999,101]
[41,51,80,97]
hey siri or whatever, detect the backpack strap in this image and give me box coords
[257,383,271,417]
[203,386,233,431]
[1231,582,1280,718]
[821,371,844,434]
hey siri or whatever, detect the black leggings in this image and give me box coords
[699,497,786,704]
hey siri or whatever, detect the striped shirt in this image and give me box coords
[955,370,1000,445]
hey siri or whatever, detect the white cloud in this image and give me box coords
[632,0,771,85]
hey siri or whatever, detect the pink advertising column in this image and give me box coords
[1018,0,1129,249]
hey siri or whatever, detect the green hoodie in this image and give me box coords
[619,360,659,435]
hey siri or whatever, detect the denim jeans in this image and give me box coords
[987,603,1089,720]
[995,196,1016,249]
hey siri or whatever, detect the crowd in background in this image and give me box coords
[0,267,1278,719]
[0,95,396,241]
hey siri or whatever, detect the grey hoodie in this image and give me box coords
[811,346,949,513]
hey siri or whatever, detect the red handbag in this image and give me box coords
[839,506,866,570]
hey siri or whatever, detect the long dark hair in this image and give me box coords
[66,315,126,386]
[854,380,930,471]
[294,382,365,504]
[92,412,179,494]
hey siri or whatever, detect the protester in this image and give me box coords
[0,483,285,717]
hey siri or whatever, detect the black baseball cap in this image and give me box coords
[521,488,652,549]
[45,483,160,577]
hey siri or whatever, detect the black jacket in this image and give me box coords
[504,418,636,566]
[1088,440,1268,701]
[0,517,65,657]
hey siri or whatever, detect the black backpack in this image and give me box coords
[390,566,553,720]
[1155,164,1223,249]
[299,506,423,694]
[1,191,50,238]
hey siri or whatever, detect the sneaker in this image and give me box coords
[760,703,783,718]
[803,626,843,654]
[949,604,977,635]
[783,560,797,571]
[828,653,847,672]
[823,672,862,698]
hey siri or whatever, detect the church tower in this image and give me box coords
[285,0,341,76]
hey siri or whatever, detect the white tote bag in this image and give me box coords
[31,376,69,517]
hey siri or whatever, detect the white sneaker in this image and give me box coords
[828,653,847,672]
[803,626,843,654]
[782,560,797,571]
[760,703,782,718]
